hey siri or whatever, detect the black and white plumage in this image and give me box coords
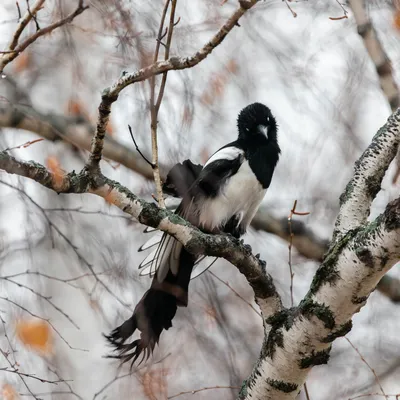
[105,102,281,366]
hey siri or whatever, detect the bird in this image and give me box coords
[104,102,281,366]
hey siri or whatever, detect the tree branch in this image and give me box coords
[239,108,400,400]
[0,0,88,73]
[333,108,400,240]
[7,0,46,52]
[0,150,282,320]
[3,92,400,301]
[0,100,156,179]
[86,0,259,170]
[149,0,178,208]
[348,0,400,111]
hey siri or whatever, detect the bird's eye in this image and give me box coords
[266,117,270,123]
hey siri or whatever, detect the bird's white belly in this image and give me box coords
[198,160,266,232]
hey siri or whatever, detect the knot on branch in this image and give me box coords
[383,198,400,231]
[101,88,119,103]
[357,22,372,37]
[239,0,255,10]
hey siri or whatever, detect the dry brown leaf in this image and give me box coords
[15,318,52,354]
[140,368,169,400]
[394,10,400,30]
[1,383,19,400]
[46,156,65,188]
[106,122,114,137]
[66,99,90,119]
[13,52,31,73]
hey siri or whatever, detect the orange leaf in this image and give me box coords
[394,10,400,30]
[106,122,114,137]
[66,99,89,119]
[15,319,52,354]
[13,52,31,74]
[1,384,19,400]
[46,156,65,188]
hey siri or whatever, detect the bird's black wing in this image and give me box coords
[162,159,203,198]
[190,144,244,200]
[140,146,245,282]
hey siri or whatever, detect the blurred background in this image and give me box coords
[0,0,400,399]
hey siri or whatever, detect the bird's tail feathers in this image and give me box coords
[104,288,177,367]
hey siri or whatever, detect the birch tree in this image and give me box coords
[0,0,400,399]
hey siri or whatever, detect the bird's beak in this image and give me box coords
[257,125,268,138]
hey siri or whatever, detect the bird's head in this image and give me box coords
[237,102,278,142]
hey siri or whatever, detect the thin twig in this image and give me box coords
[3,138,44,151]
[16,1,22,20]
[149,0,177,208]
[87,0,260,168]
[26,0,41,31]
[0,296,88,352]
[0,367,68,384]
[0,180,131,310]
[8,0,45,51]
[1,348,40,399]
[128,125,154,168]
[0,314,17,364]
[345,337,388,399]
[283,0,297,17]
[93,353,171,399]
[0,0,88,73]
[208,270,262,317]
[304,381,311,400]
[168,385,240,399]
[348,393,400,400]
[1,277,80,329]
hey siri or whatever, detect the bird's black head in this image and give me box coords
[237,102,278,142]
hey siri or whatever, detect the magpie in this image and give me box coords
[105,102,281,366]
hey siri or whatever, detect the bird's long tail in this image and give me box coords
[105,248,195,366]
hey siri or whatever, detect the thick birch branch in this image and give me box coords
[0,150,282,320]
[239,109,400,400]
[347,0,400,185]
[333,108,400,239]
[3,99,400,300]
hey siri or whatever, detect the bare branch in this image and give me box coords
[0,1,89,73]
[149,0,178,207]
[0,150,282,320]
[86,0,260,170]
[239,108,400,400]
[8,0,45,51]
[0,100,156,179]
[348,0,399,111]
